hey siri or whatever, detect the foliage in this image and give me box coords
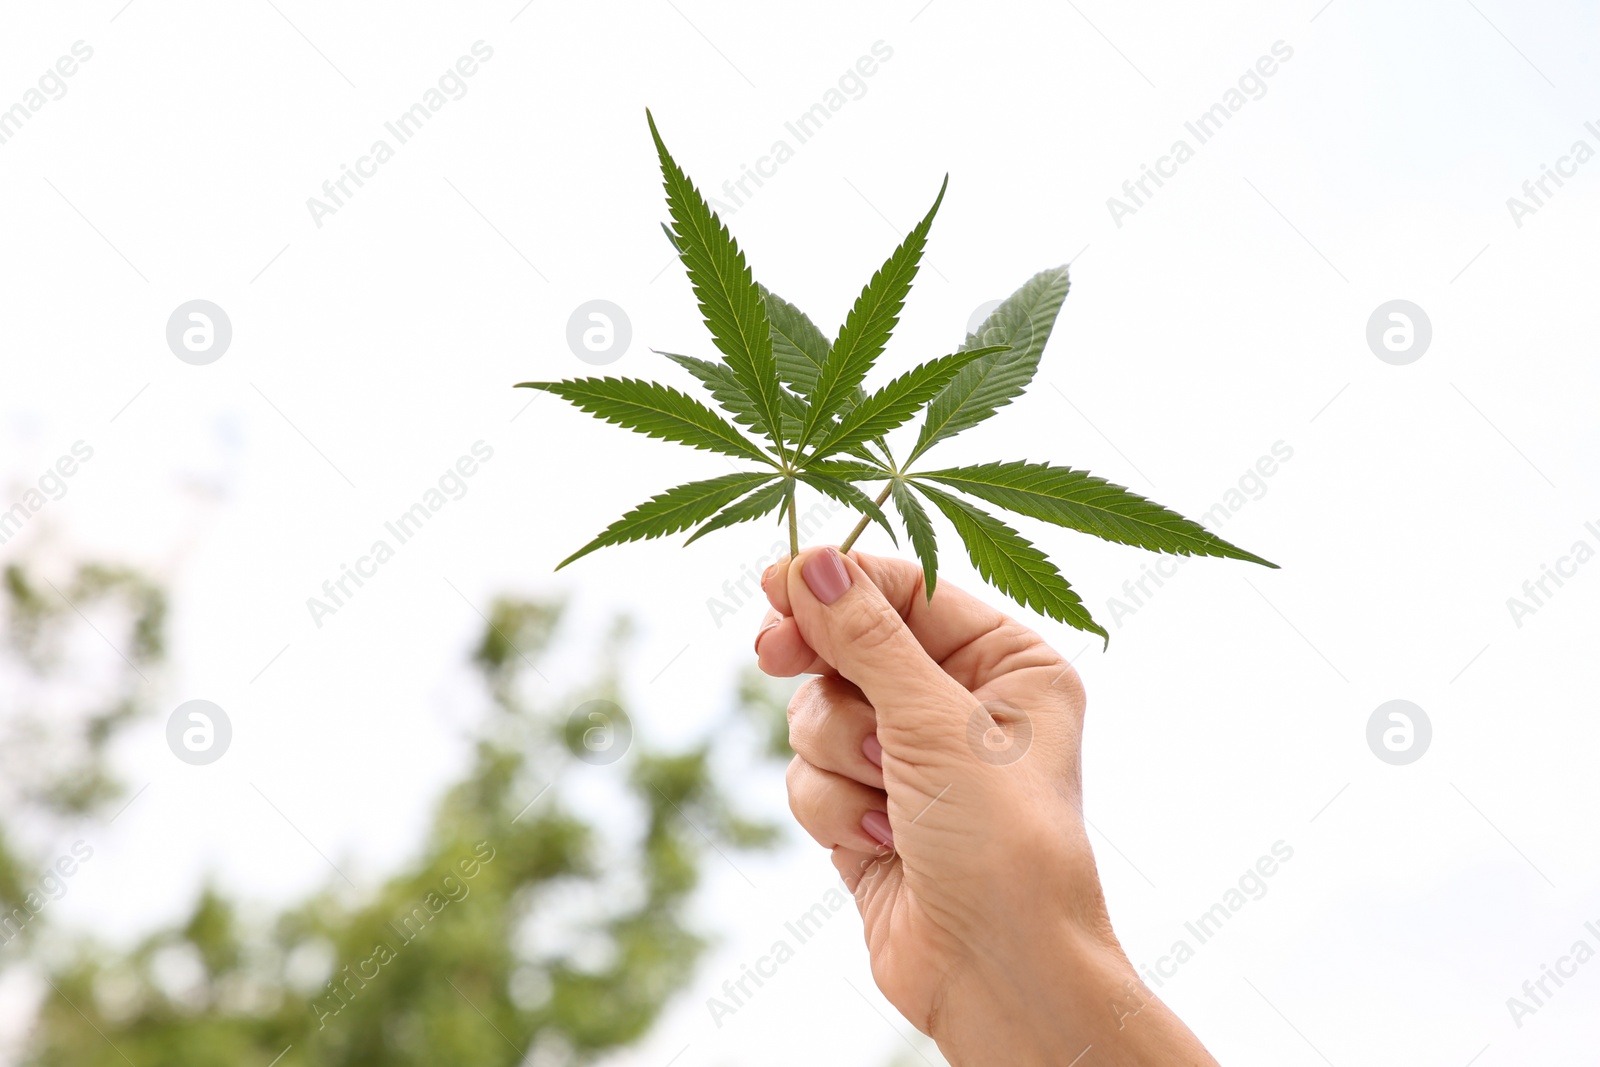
[518,111,1275,644]
[0,560,166,932]
[4,557,786,1066]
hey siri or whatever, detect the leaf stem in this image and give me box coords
[787,489,800,558]
[838,483,894,554]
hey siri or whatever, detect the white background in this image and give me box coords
[2,0,1597,1063]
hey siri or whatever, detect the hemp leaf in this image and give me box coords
[516,110,1277,645]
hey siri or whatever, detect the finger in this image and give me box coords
[786,755,893,853]
[768,548,1062,691]
[785,547,975,751]
[754,613,821,678]
[756,560,831,677]
[787,676,884,789]
[759,558,790,614]
[761,557,792,613]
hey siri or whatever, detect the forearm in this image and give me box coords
[930,923,1219,1067]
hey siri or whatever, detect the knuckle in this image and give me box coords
[1048,660,1088,711]
[788,677,867,761]
[842,596,905,658]
[974,618,1062,678]
[787,703,819,760]
[786,677,826,726]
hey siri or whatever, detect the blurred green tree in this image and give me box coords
[0,560,166,955]
[2,558,795,1066]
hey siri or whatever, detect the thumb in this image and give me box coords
[786,546,972,748]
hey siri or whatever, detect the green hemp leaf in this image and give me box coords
[517,110,1277,645]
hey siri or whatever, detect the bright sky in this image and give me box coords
[2,1,1598,1064]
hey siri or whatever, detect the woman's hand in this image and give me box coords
[754,546,1219,1067]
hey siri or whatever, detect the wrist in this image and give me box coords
[929,918,1120,1067]
[930,920,1216,1067]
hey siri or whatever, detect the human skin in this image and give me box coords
[753,546,1220,1067]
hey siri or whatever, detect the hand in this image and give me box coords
[754,547,1219,1067]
